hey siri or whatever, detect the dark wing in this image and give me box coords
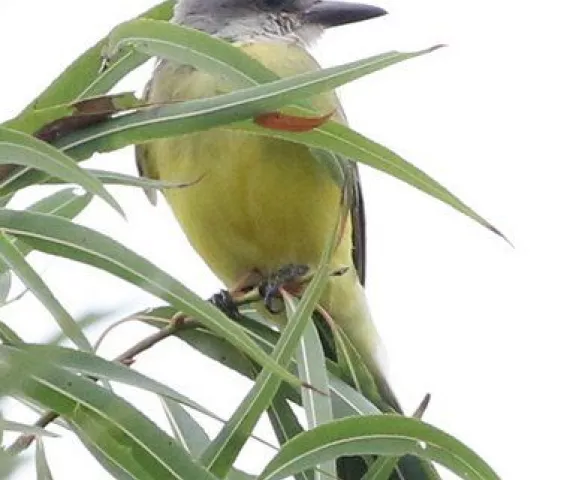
[350,164,367,286]
[135,75,159,205]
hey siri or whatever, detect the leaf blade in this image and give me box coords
[260,416,500,480]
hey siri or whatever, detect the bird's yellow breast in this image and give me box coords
[142,42,353,287]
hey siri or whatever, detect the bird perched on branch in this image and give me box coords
[137,1,434,478]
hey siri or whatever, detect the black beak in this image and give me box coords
[304,1,386,28]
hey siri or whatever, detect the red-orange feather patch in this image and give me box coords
[254,110,335,132]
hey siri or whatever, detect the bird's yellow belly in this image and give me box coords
[150,128,345,287]
[143,41,353,287]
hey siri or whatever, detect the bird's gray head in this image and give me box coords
[173,0,386,44]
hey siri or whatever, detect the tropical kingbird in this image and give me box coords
[137,2,426,476]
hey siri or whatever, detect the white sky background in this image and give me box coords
[1,0,575,478]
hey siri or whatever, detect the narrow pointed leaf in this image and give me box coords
[0,345,218,480]
[17,344,211,415]
[293,311,333,430]
[26,188,93,218]
[162,397,210,457]
[361,456,397,480]
[260,416,500,480]
[140,307,384,418]
[105,18,277,89]
[0,127,122,215]
[0,419,58,437]
[35,438,55,480]
[86,169,192,190]
[0,320,24,345]
[162,398,259,480]
[233,117,502,237]
[267,394,313,480]
[331,322,388,412]
[199,213,340,477]
[57,47,441,162]
[0,271,11,305]
[4,188,93,270]
[0,233,92,351]
[0,209,301,388]
[16,1,175,115]
[290,297,335,479]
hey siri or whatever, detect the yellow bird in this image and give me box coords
[138,0,396,401]
[138,0,394,397]
[138,2,439,477]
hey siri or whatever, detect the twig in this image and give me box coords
[5,314,200,456]
[5,267,343,456]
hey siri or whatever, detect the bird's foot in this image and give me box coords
[209,289,243,320]
[258,264,309,314]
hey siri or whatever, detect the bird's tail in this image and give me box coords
[322,271,440,480]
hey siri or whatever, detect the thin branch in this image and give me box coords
[5,267,344,456]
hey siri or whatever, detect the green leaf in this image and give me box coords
[267,394,313,480]
[85,169,191,190]
[199,210,341,477]
[16,344,212,416]
[0,127,122,215]
[16,1,175,114]
[0,233,92,351]
[260,416,500,480]
[0,320,24,345]
[289,297,335,479]
[8,188,93,268]
[25,187,93,218]
[58,47,440,161]
[0,447,22,478]
[104,19,277,90]
[0,345,218,480]
[0,271,11,305]
[0,418,58,438]
[293,310,333,429]
[4,92,141,138]
[161,397,259,480]
[35,438,55,480]
[140,307,384,418]
[232,117,503,237]
[361,456,397,480]
[43,169,192,191]
[161,397,210,458]
[0,209,301,388]
[45,308,113,346]
[331,322,390,412]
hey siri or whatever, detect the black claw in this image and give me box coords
[258,264,309,314]
[209,290,242,320]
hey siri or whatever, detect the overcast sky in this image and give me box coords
[1,0,575,479]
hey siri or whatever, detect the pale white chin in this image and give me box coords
[231,23,324,47]
[295,23,325,46]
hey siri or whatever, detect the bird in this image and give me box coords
[137,1,434,478]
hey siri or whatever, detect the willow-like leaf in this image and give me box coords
[3,188,93,270]
[16,1,175,115]
[104,18,277,89]
[260,416,500,480]
[0,345,218,480]
[0,127,122,215]
[57,47,440,161]
[161,397,210,458]
[199,200,342,477]
[0,209,301,387]
[0,233,92,351]
[139,308,384,418]
[267,394,313,480]
[288,295,335,479]
[15,344,211,415]
[0,418,58,438]
[35,438,55,480]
